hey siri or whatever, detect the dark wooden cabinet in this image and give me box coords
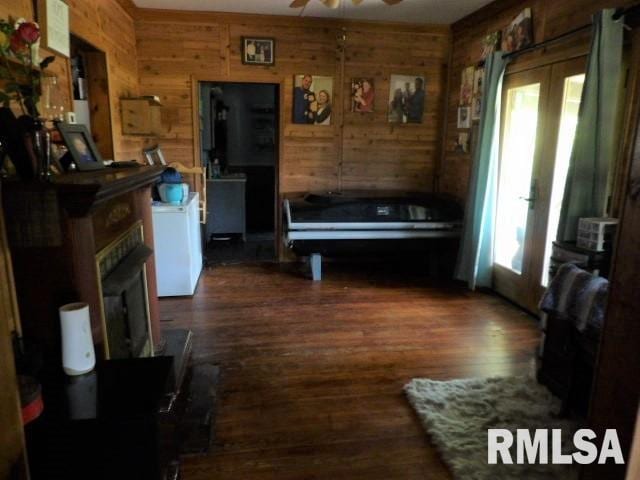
[538,312,598,417]
[26,353,190,480]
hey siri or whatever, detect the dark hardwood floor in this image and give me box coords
[159,262,539,479]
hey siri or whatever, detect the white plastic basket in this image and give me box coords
[576,217,618,252]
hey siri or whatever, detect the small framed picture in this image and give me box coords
[480,31,501,61]
[57,122,105,171]
[457,106,471,129]
[242,37,275,66]
[459,66,475,107]
[143,145,167,166]
[471,68,484,121]
[38,0,70,58]
[456,132,470,153]
[351,78,375,113]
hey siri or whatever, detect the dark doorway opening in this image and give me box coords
[199,82,278,264]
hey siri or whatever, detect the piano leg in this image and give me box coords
[310,253,322,281]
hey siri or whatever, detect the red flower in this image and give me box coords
[17,22,40,44]
[9,31,28,54]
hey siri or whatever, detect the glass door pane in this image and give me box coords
[495,83,541,273]
[540,74,585,286]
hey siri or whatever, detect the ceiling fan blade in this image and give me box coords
[352,0,365,5]
[321,0,341,8]
[381,0,403,4]
[289,0,311,8]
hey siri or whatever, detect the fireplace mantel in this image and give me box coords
[2,166,165,365]
[50,166,165,217]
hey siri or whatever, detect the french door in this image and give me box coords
[493,58,586,312]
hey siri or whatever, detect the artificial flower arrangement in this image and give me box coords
[0,17,55,117]
[0,17,57,180]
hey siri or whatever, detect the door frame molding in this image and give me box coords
[190,74,285,258]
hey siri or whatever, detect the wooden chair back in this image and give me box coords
[167,162,207,224]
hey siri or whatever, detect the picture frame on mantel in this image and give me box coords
[38,0,70,58]
[57,123,105,171]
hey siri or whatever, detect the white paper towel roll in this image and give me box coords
[59,302,96,376]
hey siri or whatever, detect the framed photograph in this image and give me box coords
[351,78,375,113]
[459,66,475,107]
[457,106,471,129]
[387,74,426,124]
[143,145,167,166]
[480,31,501,61]
[242,37,275,66]
[471,68,484,121]
[293,74,333,125]
[456,132,470,153]
[502,8,533,53]
[38,0,70,58]
[57,123,104,171]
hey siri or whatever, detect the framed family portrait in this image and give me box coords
[242,37,275,66]
[351,78,375,113]
[292,74,334,125]
[502,8,533,53]
[387,74,426,124]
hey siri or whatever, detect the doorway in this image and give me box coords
[199,82,279,264]
[69,34,114,160]
[493,58,586,311]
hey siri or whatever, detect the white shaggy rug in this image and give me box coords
[404,376,580,480]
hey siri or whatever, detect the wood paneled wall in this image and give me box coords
[440,0,638,201]
[135,10,450,193]
[0,0,144,162]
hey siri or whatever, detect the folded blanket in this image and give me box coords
[539,263,609,332]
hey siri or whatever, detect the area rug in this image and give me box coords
[404,376,581,480]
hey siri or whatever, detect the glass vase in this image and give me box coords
[31,119,52,181]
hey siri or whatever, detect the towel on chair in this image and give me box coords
[539,263,609,332]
